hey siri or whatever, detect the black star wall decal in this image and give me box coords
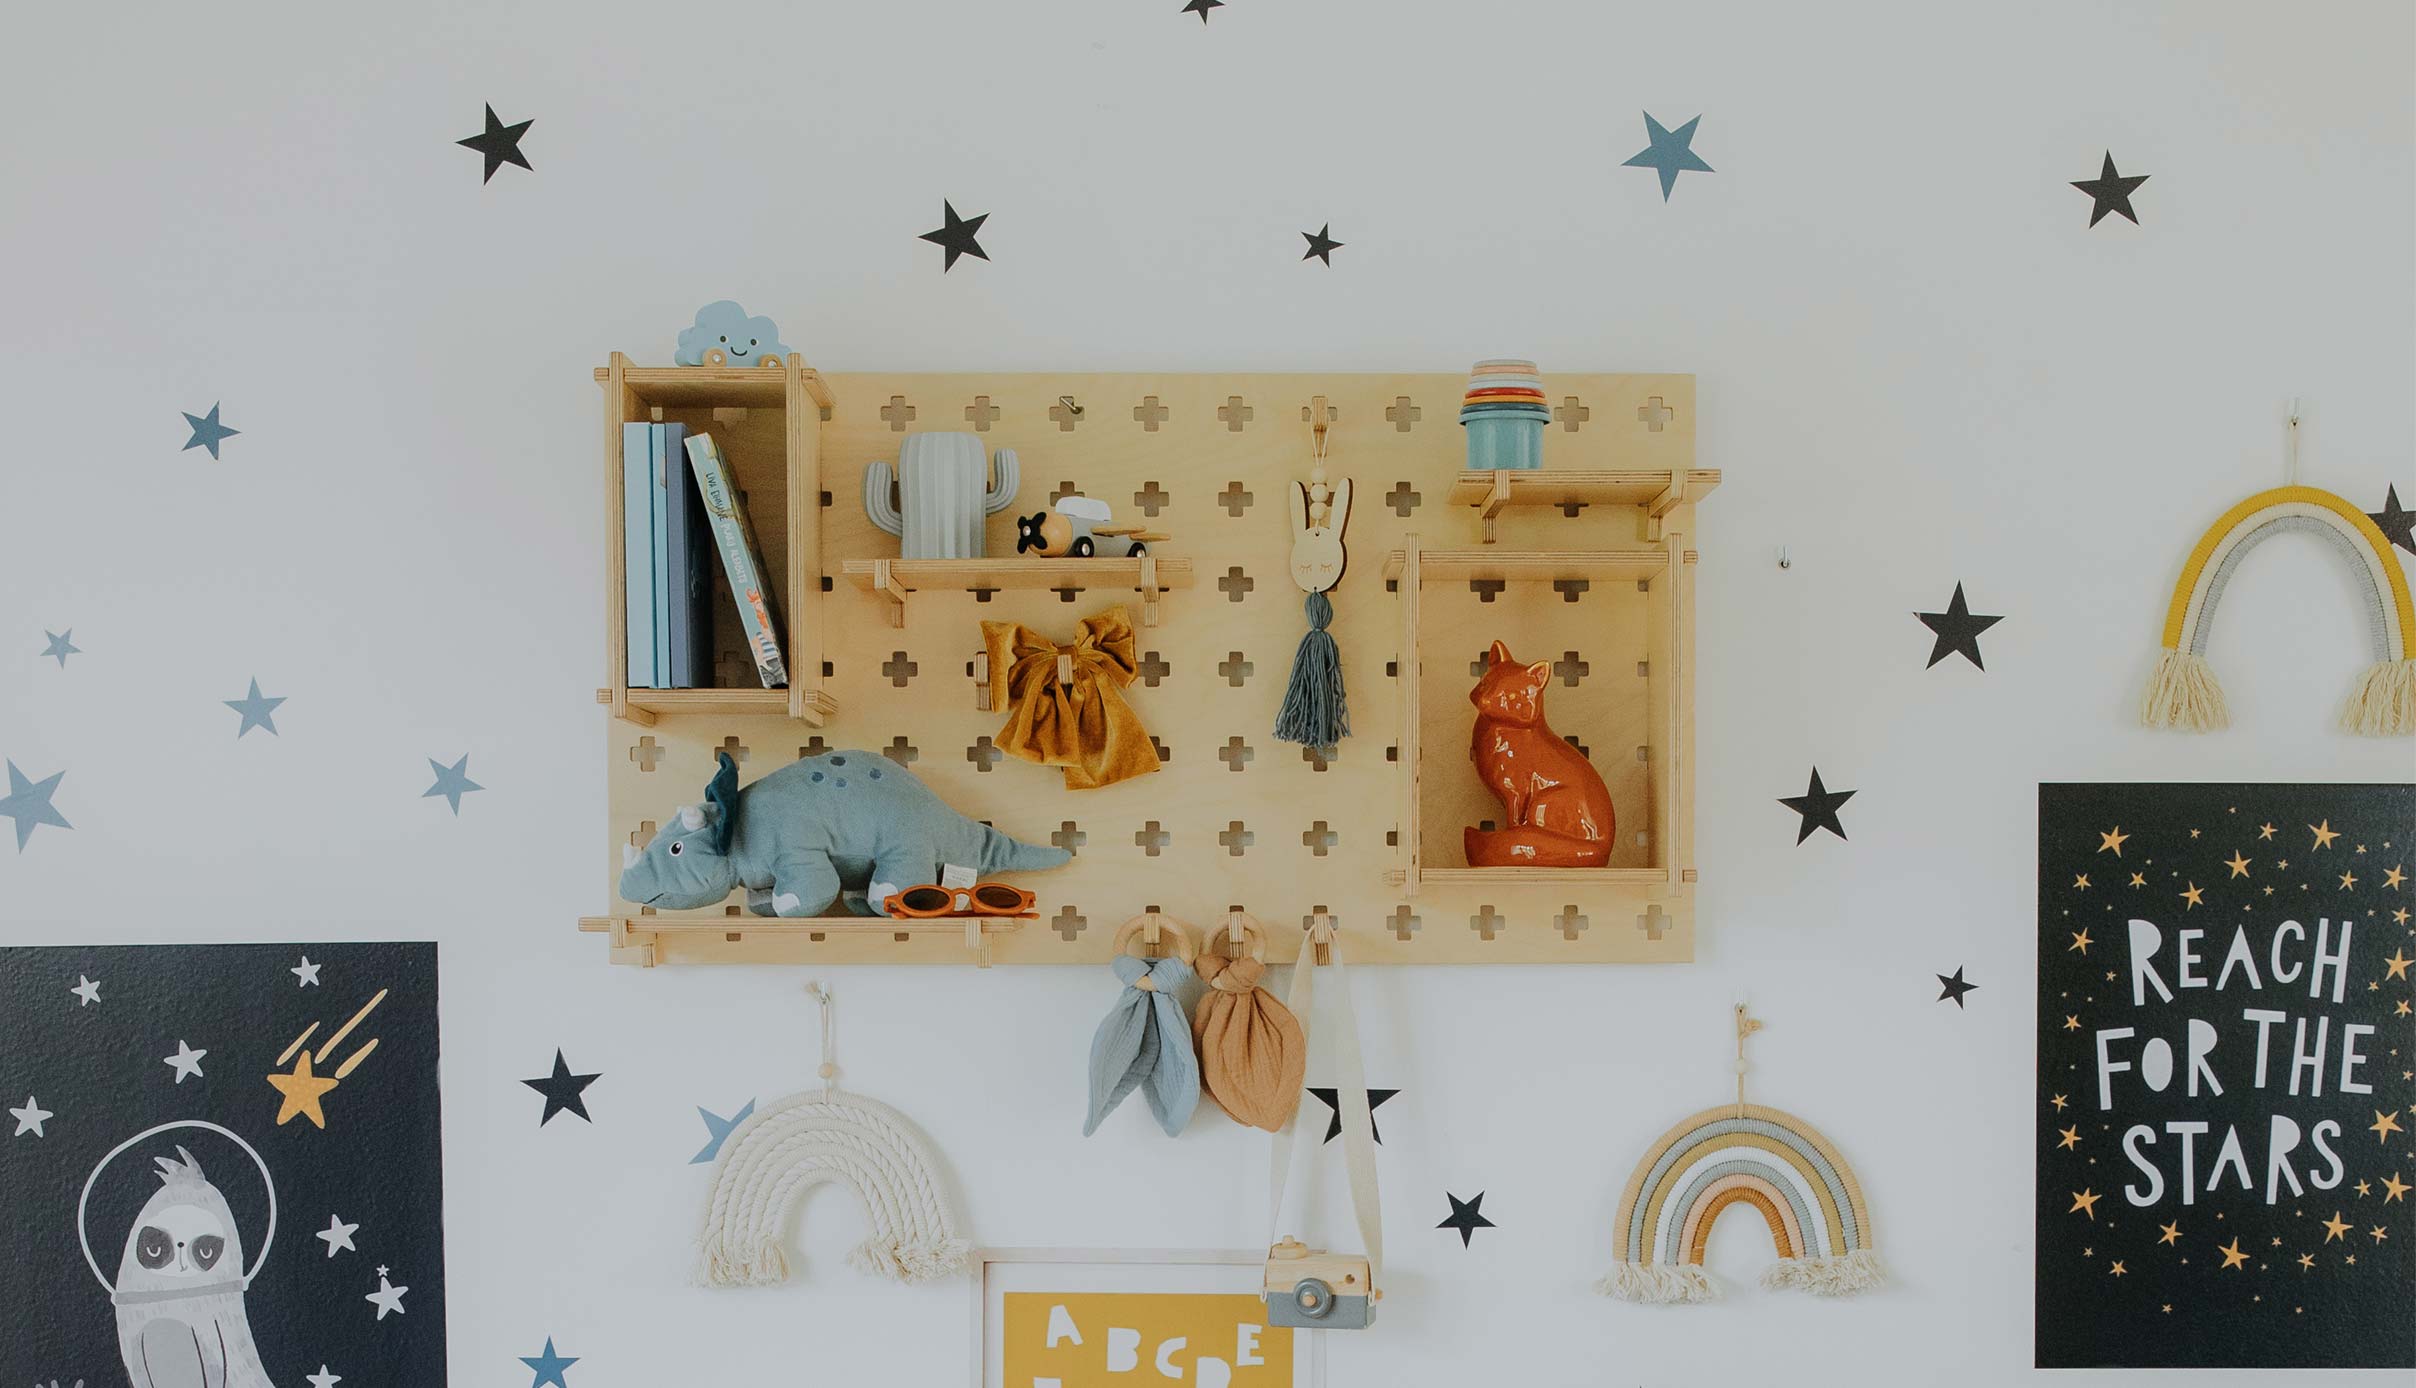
[2070,152,2148,227]
[1937,966,1978,1008]
[2369,485,2415,556]
[522,1049,600,1126]
[1916,582,2005,669]
[1182,0,1225,21]
[1778,767,1856,843]
[1308,1086,1397,1143]
[1300,224,1343,266]
[1437,1191,1496,1246]
[458,104,535,184]
[919,200,990,271]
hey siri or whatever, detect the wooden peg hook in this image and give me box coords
[1303,911,1337,965]
[1308,395,1331,452]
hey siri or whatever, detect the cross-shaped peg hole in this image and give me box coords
[630,736,663,772]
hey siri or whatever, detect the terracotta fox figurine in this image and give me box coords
[1465,640,1614,868]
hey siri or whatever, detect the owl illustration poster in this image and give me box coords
[0,942,445,1386]
[2034,784,2414,1369]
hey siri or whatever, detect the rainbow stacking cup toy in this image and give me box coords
[1461,358,1549,470]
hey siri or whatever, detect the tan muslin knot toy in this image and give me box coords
[1190,916,1308,1132]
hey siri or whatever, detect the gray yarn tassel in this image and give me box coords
[1274,591,1348,752]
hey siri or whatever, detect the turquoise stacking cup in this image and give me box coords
[1463,411,1548,470]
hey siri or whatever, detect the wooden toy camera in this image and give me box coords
[1261,1237,1377,1330]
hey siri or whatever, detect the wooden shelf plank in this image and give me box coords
[840,557,1194,628]
[1445,468,1721,512]
[1380,548,1668,584]
[1385,866,1674,888]
[624,687,795,717]
[839,557,1195,591]
[579,914,1024,967]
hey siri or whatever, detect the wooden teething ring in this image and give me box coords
[1111,913,1197,990]
[1205,911,1268,961]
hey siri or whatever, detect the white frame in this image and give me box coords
[969,1247,1325,1387]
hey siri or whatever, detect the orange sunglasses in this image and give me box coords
[883,882,1039,919]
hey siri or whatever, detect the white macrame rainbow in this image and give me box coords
[696,1087,970,1287]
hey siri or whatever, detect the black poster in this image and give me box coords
[2035,784,2413,1369]
[1,942,445,1386]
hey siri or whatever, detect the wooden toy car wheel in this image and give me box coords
[1070,535,1095,558]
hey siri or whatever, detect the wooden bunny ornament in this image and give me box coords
[1287,475,1351,592]
[1274,407,1351,751]
[1465,640,1614,867]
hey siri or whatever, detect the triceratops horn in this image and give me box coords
[622,842,643,869]
[677,805,706,831]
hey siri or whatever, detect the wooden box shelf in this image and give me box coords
[596,352,837,726]
[841,556,1194,628]
[1389,530,1700,922]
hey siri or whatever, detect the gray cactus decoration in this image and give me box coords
[863,431,1021,559]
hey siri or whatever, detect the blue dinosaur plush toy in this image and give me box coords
[619,750,1069,917]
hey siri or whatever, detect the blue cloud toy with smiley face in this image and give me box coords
[675,300,792,367]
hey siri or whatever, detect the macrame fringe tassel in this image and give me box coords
[2139,648,2229,731]
[848,1235,972,1284]
[1273,591,1349,751]
[2340,658,2416,736]
[1594,1260,1722,1304]
[695,1238,790,1288]
[1758,1248,1888,1297]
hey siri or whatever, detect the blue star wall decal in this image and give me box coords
[520,1337,579,1388]
[182,402,239,459]
[690,1098,756,1164]
[1,761,71,851]
[1622,112,1714,200]
[422,754,484,814]
[224,678,286,737]
[41,630,80,667]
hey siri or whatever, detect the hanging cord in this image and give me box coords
[2283,397,2301,487]
[1733,1003,1763,1117]
[809,980,838,1094]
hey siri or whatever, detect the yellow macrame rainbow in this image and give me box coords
[1596,1103,1883,1304]
[2142,485,2415,736]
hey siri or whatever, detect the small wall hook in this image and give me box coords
[2284,396,2302,486]
[1059,394,1084,418]
[1776,545,1791,571]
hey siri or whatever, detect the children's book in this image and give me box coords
[657,422,712,687]
[649,426,673,684]
[684,432,789,689]
[620,421,656,687]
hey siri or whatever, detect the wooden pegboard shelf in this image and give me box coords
[593,367,1710,964]
[840,556,1194,628]
[577,913,1025,968]
[1449,468,1723,541]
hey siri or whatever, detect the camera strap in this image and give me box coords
[1266,920,1382,1286]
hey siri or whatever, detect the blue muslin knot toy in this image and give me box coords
[1083,955,1200,1138]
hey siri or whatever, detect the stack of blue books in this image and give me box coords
[622,425,786,690]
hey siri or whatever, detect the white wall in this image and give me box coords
[3,1,2410,1383]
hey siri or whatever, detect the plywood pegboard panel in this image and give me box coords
[593,371,1707,965]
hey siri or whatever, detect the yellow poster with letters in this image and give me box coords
[1003,1292,1294,1386]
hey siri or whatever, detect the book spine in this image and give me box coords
[684,433,790,689]
[620,421,656,687]
[649,425,673,685]
[659,422,699,687]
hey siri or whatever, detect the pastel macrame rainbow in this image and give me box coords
[2141,485,2415,736]
[1598,1103,1883,1304]
[695,1088,970,1287]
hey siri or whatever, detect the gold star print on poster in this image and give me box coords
[266,988,387,1129]
[2322,1211,2353,1243]
[2070,1189,2102,1220]
[2217,1238,2250,1270]
[2374,1110,2405,1143]
[2158,1222,2182,1246]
